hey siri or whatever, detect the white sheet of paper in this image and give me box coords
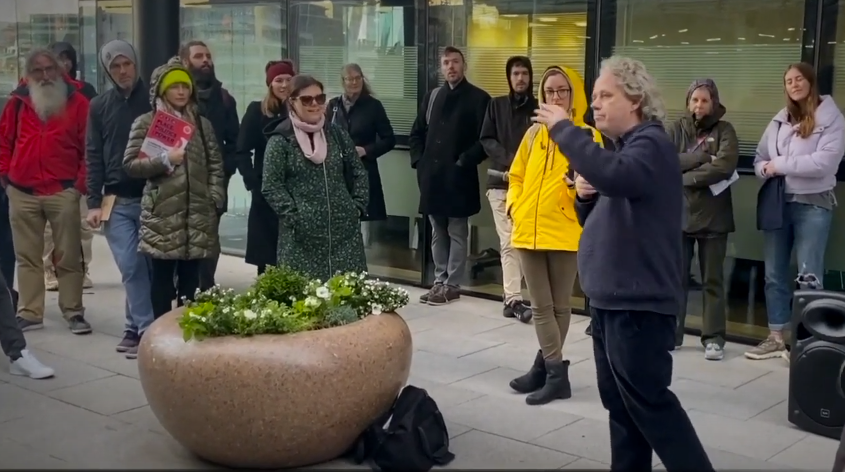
[710,170,740,196]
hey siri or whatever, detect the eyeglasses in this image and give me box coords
[343,76,363,84]
[544,89,571,98]
[295,94,327,106]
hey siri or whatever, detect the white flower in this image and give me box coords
[315,286,331,300]
[305,296,321,308]
[242,309,257,320]
[371,303,383,315]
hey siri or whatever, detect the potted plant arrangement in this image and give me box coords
[136,266,414,469]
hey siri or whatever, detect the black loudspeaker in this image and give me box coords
[788,290,845,439]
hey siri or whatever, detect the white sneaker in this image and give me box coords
[704,343,724,361]
[10,350,55,379]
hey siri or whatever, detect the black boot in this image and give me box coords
[526,359,572,405]
[509,349,546,393]
[585,324,592,336]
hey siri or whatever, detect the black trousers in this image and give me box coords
[0,191,18,309]
[198,255,219,291]
[678,235,728,347]
[590,307,713,472]
[0,269,25,360]
[150,259,201,319]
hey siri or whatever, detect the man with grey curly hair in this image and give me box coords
[534,55,713,472]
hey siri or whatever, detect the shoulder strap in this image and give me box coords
[425,87,442,125]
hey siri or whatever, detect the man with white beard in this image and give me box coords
[0,48,92,335]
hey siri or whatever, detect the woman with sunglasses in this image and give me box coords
[262,74,370,281]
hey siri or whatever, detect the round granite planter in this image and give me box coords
[137,310,413,469]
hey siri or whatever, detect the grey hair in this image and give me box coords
[341,62,373,96]
[24,48,60,75]
[600,56,666,122]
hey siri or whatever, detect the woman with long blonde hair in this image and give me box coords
[235,60,295,274]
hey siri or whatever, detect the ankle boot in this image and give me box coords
[509,349,546,393]
[526,359,572,405]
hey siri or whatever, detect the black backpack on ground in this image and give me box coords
[350,385,455,472]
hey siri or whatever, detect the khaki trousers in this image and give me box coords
[518,249,578,361]
[487,189,523,303]
[7,186,85,322]
[44,197,92,273]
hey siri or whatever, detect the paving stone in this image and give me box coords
[29,331,141,379]
[410,350,496,384]
[111,405,167,435]
[0,437,73,469]
[0,383,58,424]
[444,420,472,438]
[654,446,791,470]
[412,329,504,357]
[560,457,610,469]
[45,375,147,416]
[767,434,840,470]
[671,351,772,389]
[460,341,589,372]
[444,430,579,469]
[672,378,785,420]
[441,394,581,442]
[406,376,485,408]
[406,310,513,336]
[533,417,659,466]
[0,347,116,393]
[686,409,807,460]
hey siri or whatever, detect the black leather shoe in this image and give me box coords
[509,349,546,393]
[526,359,572,405]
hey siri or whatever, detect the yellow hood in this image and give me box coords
[538,66,588,126]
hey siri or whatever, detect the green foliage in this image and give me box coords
[178,267,410,341]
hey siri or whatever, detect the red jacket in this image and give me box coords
[0,79,89,196]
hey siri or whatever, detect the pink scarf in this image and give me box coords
[289,112,327,164]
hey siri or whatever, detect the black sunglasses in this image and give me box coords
[295,94,327,106]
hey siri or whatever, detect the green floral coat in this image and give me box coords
[261,119,369,281]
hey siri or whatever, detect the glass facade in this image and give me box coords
[6,0,845,342]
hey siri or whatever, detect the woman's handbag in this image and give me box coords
[756,122,786,231]
[756,175,786,231]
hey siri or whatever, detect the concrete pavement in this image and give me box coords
[0,234,837,469]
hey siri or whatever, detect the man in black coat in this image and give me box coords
[409,46,491,306]
[179,40,240,291]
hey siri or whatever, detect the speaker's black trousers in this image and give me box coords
[590,307,713,472]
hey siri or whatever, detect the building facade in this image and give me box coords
[3,0,845,342]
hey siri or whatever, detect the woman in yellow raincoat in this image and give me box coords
[506,65,607,405]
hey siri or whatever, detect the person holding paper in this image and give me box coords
[85,39,154,359]
[123,61,226,320]
[747,63,845,361]
[665,79,739,360]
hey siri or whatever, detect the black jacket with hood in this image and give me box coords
[50,42,98,100]
[85,44,152,209]
[480,56,537,190]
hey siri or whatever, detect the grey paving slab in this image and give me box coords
[0,235,836,470]
[46,374,147,416]
[444,430,580,469]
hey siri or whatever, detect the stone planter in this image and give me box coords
[137,310,413,469]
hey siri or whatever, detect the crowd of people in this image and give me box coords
[0,37,839,471]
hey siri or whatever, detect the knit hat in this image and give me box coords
[686,79,720,113]
[158,69,193,95]
[265,60,296,86]
[100,39,138,70]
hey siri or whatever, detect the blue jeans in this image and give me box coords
[103,200,154,335]
[763,202,833,330]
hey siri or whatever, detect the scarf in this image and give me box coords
[289,112,327,164]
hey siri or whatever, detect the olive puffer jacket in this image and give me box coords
[122,61,226,260]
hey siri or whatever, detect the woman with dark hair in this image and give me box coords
[262,74,369,281]
[236,60,295,274]
[749,62,845,361]
[326,63,395,244]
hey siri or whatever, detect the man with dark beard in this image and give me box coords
[178,40,240,290]
[0,49,92,335]
[479,56,536,323]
